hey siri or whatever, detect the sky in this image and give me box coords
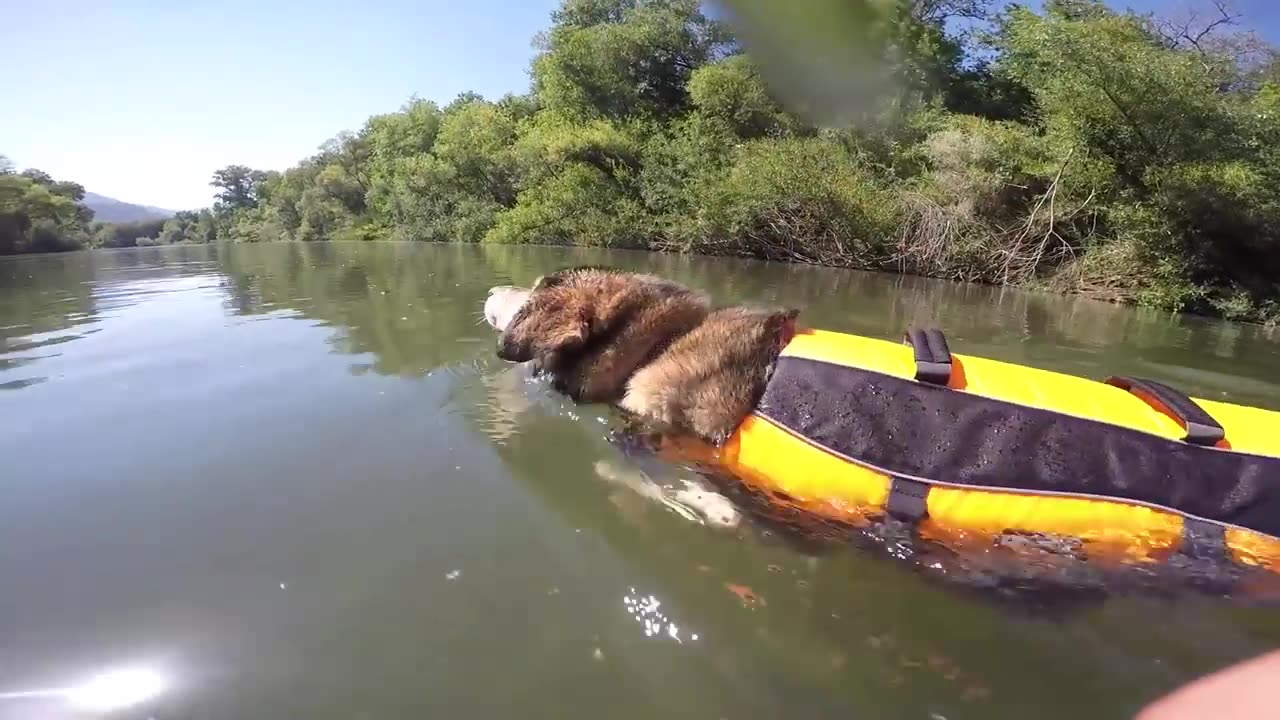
[4,0,560,211]
[5,0,1280,211]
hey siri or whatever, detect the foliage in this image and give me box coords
[531,0,732,120]
[0,159,95,254]
[487,111,649,246]
[24,0,1280,323]
[0,154,214,254]
[93,218,169,248]
[210,165,271,209]
[663,137,900,265]
[992,2,1280,315]
[686,55,799,139]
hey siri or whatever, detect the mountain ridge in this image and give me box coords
[82,191,174,223]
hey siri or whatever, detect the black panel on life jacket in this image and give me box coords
[755,356,1280,539]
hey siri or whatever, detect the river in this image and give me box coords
[2,242,1278,720]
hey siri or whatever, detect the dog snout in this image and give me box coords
[483,286,532,333]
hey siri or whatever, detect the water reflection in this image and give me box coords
[213,242,498,376]
[624,588,698,644]
[5,242,1280,405]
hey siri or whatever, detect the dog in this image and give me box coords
[484,270,1280,609]
[484,266,776,533]
[485,266,798,445]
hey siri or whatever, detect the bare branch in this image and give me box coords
[1144,0,1272,86]
[1148,0,1243,56]
[909,0,991,24]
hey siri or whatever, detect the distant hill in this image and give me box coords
[82,191,174,224]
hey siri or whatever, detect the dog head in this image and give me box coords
[485,268,607,366]
[484,266,712,400]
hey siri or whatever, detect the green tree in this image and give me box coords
[0,165,96,255]
[316,131,373,212]
[686,55,797,139]
[489,112,649,246]
[151,0,1280,324]
[92,218,168,248]
[531,0,733,120]
[210,165,269,209]
[994,2,1280,314]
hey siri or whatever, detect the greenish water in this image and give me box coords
[1,242,1278,720]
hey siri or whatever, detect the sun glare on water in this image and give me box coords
[65,668,168,712]
[0,665,169,713]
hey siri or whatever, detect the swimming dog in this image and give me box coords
[485,266,797,445]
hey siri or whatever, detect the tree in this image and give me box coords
[158,216,187,245]
[0,166,96,255]
[364,99,444,163]
[552,0,634,27]
[91,218,168,248]
[687,55,797,139]
[20,168,55,186]
[317,131,373,197]
[531,0,733,120]
[210,165,268,209]
[143,0,1280,323]
[490,111,649,246]
[433,100,520,205]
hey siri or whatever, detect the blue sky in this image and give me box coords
[1066,0,1280,40]
[5,0,1279,211]
[5,0,560,210]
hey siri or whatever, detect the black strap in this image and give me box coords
[1104,376,1225,446]
[903,327,952,386]
[1180,516,1229,562]
[886,477,930,522]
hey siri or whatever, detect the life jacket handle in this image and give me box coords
[1104,375,1225,447]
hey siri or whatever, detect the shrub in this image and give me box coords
[666,137,899,265]
[487,164,651,247]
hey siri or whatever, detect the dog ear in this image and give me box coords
[541,310,588,355]
[766,307,800,329]
[532,273,563,291]
[530,298,594,365]
[533,265,622,292]
[765,308,800,345]
[498,308,587,363]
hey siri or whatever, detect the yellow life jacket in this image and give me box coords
[672,327,1280,573]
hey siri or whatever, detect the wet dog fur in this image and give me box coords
[487,266,798,444]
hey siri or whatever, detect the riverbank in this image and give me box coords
[15,231,1280,327]
[35,1,1280,325]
